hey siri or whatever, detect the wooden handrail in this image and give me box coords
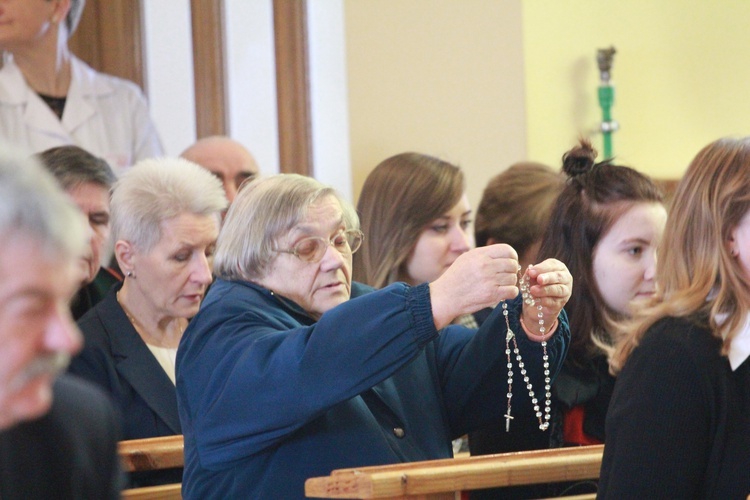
[118,435,184,473]
[121,483,182,499]
[305,445,604,499]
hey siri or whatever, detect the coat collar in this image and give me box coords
[96,285,182,433]
[0,54,114,135]
[222,279,375,323]
[727,313,750,371]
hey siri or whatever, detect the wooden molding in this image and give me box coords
[190,0,228,138]
[273,0,313,176]
[68,0,145,91]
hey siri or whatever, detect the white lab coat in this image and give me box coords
[0,54,163,173]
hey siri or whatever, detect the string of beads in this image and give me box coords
[502,269,552,432]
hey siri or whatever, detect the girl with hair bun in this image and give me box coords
[470,139,666,499]
[539,139,666,448]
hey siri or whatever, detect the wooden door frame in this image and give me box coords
[273,0,313,176]
[70,0,313,176]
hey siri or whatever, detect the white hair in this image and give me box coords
[214,174,359,281]
[110,157,227,252]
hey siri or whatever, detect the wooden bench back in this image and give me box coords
[118,435,185,499]
[305,445,604,499]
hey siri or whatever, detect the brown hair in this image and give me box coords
[475,162,564,259]
[611,137,750,373]
[354,152,464,288]
[538,139,664,368]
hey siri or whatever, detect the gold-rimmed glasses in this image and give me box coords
[275,229,364,263]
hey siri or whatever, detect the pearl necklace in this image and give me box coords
[502,271,552,432]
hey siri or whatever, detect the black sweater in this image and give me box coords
[599,314,750,499]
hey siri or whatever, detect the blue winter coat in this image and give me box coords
[176,279,569,499]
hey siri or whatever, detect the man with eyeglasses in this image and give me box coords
[176,173,573,499]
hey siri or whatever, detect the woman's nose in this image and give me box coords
[319,242,347,271]
[450,226,472,253]
[192,254,215,285]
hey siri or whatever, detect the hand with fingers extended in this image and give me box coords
[429,243,520,330]
[518,259,573,341]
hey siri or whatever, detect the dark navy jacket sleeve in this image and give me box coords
[176,280,439,468]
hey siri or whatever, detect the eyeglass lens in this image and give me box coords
[295,231,362,262]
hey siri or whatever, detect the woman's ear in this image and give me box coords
[52,0,71,25]
[115,240,136,275]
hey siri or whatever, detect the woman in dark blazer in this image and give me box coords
[68,157,226,486]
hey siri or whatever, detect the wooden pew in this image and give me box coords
[118,435,184,499]
[119,435,184,473]
[305,445,604,499]
[121,483,183,500]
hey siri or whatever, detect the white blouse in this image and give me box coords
[146,344,178,385]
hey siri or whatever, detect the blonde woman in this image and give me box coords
[600,137,750,498]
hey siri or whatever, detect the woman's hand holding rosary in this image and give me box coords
[503,260,572,432]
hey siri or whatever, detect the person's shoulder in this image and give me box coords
[50,375,120,445]
[0,375,122,498]
[635,314,723,374]
[202,278,261,307]
[351,281,376,297]
[76,286,120,338]
[642,314,719,352]
[71,56,147,99]
[192,279,273,326]
[53,374,116,417]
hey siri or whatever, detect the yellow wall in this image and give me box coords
[523,0,750,180]
[344,0,526,209]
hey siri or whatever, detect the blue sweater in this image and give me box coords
[176,279,569,499]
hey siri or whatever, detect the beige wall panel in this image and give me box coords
[345,0,527,210]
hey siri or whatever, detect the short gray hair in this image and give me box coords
[36,145,116,191]
[214,174,359,281]
[0,145,86,261]
[110,157,227,252]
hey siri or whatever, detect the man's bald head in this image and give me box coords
[181,136,259,203]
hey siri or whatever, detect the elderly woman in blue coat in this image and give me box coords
[176,174,573,499]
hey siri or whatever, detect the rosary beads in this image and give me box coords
[502,269,552,432]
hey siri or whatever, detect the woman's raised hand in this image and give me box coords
[429,243,520,329]
[519,259,573,340]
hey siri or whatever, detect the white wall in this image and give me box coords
[224,0,280,175]
[307,0,352,200]
[142,0,352,200]
[142,0,196,156]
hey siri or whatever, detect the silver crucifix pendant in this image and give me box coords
[504,411,514,432]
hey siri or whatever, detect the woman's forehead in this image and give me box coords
[289,198,344,235]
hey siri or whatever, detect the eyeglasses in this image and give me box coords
[275,229,364,263]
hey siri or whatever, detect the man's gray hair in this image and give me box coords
[37,145,116,191]
[0,146,86,261]
[110,157,227,252]
[214,174,359,281]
